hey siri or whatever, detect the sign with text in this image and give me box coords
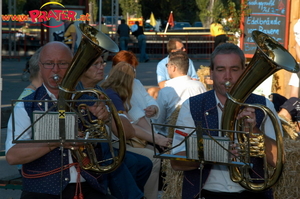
[242,0,291,57]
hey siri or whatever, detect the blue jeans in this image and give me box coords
[137,34,149,62]
[122,150,152,192]
[119,36,129,50]
[102,144,152,199]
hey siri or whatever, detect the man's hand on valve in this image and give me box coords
[236,107,257,127]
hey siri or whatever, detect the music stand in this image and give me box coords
[151,121,253,199]
[10,97,116,199]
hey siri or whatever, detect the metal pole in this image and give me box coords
[0,0,3,129]
[99,0,102,31]
[8,0,12,57]
[13,0,16,56]
[111,0,119,42]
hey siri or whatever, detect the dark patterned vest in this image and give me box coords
[182,90,273,199]
[22,85,107,195]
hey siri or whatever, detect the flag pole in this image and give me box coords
[164,23,169,34]
[164,11,173,34]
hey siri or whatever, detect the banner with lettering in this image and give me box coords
[242,0,291,57]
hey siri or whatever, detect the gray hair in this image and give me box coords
[210,43,245,70]
[29,47,42,80]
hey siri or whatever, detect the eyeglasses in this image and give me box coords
[39,61,69,69]
[92,62,106,68]
[165,63,174,68]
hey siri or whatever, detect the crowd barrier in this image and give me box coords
[127,32,215,60]
[1,30,215,60]
[2,30,42,60]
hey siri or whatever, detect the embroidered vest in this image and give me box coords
[182,90,273,199]
[22,86,107,195]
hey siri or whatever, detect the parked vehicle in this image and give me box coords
[144,23,155,31]
[172,22,191,30]
[193,21,203,27]
[103,16,122,31]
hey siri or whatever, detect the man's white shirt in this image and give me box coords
[153,75,206,136]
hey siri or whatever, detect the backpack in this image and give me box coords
[53,30,64,42]
[53,23,76,42]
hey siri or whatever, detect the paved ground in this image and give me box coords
[0,57,210,199]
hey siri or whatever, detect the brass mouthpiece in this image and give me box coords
[225,81,232,89]
[53,74,60,82]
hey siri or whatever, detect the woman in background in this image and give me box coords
[102,61,171,199]
[111,50,160,132]
[18,47,43,100]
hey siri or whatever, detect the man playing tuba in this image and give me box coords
[170,43,282,199]
[5,41,148,199]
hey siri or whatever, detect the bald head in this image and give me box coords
[40,42,73,60]
[39,41,73,96]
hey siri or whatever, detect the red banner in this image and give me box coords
[168,11,174,28]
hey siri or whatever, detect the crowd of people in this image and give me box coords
[4,21,300,199]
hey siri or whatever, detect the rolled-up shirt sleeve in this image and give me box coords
[171,99,195,155]
[6,102,32,153]
[188,59,199,80]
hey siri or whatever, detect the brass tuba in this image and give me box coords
[222,30,299,191]
[57,23,125,173]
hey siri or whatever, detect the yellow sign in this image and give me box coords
[59,110,66,119]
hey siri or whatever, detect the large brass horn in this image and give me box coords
[222,30,299,191]
[57,23,125,173]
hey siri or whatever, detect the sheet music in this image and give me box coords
[33,111,78,140]
[186,135,230,163]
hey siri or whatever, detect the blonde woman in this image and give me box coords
[102,61,170,199]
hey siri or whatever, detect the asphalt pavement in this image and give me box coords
[0,57,210,199]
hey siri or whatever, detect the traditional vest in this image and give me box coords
[182,90,273,199]
[22,85,107,195]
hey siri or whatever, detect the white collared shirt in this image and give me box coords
[153,75,206,136]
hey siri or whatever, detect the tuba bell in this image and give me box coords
[57,23,126,173]
[222,30,299,191]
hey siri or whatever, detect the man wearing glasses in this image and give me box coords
[148,38,198,99]
[5,42,133,199]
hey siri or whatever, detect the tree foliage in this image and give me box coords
[119,0,199,25]
[119,0,142,18]
[195,0,250,34]
[2,0,248,33]
[2,0,28,14]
